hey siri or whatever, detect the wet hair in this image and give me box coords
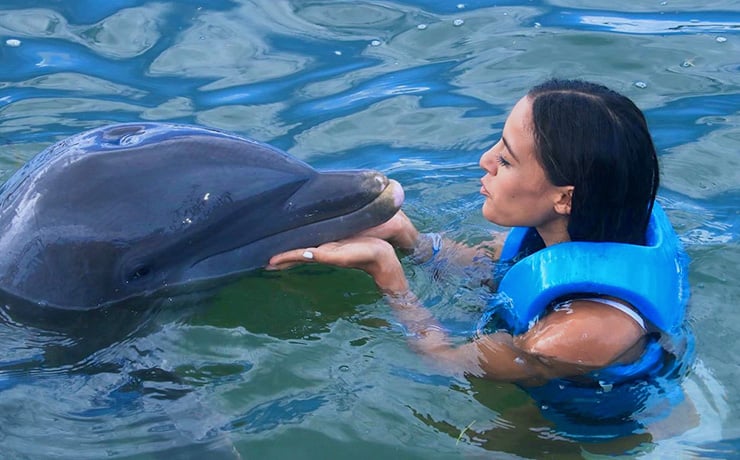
[527,79,659,245]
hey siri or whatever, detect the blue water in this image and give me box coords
[1,1,739,458]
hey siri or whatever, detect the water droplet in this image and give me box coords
[334,50,342,56]
[453,19,464,27]
[558,384,565,390]
[599,381,613,392]
[5,39,21,47]
[370,40,381,47]
[457,3,465,9]
[681,59,694,67]
[339,365,350,372]
[660,1,668,5]
[514,357,525,365]
[541,404,549,410]
[634,81,648,89]
[417,24,428,30]
[203,192,210,201]
[534,22,542,29]
[716,36,727,43]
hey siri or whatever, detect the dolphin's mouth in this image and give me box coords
[364,177,405,215]
[274,175,404,245]
[280,170,399,227]
[182,173,405,281]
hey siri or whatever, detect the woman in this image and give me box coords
[268,79,684,389]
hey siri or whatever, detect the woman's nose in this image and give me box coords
[480,147,497,174]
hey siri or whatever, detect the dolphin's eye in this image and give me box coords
[127,265,152,283]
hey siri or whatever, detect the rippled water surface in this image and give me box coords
[1,1,739,458]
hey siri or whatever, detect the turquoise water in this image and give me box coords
[1,1,738,458]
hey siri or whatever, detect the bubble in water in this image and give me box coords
[334,50,342,56]
[453,19,464,27]
[541,404,549,410]
[681,59,695,67]
[514,357,525,365]
[534,22,542,29]
[339,365,350,372]
[716,36,727,43]
[417,24,428,30]
[457,3,465,9]
[5,39,21,47]
[370,40,381,47]
[634,81,648,89]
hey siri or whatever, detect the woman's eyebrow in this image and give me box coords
[502,137,520,162]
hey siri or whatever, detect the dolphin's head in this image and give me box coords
[0,123,404,309]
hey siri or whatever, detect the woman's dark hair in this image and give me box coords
[527,79,659,245]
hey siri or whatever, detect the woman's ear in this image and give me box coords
[553,186,574,216]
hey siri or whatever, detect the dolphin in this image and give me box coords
[0,123,404,311]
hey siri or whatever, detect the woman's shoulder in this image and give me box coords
[515,297,647,369]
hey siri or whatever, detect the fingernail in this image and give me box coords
[302,251,314,260]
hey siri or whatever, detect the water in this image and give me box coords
[0,0,738,458]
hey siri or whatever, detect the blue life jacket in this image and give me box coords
[485,202,692,439]
[491,202,690,382]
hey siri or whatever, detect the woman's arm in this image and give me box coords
[358,210,505,266]
[267,237,645,385]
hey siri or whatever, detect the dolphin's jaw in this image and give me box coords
[263,177,405,253]
[180,178,404,283]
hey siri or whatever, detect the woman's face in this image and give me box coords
[479,96,569,230]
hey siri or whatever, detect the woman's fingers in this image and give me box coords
[357,210,418,250]
[357,210,406,238]
[267,247,318,270]
[267,237,384,271]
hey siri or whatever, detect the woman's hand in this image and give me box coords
[267,236,409,294]
[357,210,420,251]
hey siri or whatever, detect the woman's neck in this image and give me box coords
[536,217,571,247]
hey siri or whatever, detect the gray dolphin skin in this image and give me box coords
[0,123,404,310]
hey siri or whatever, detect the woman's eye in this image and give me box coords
[497,155,511,167]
